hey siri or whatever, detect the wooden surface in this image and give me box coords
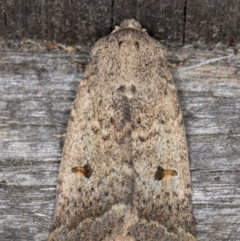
[0,44,240,240]
[1,0,240,46]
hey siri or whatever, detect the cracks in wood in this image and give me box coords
[183,0,187,45]
[25,3,28,32]
[219,2,225,42]
[4,12,7,29]
[135,0,139,20]
[110,0,115,32]
[219,16,223,41]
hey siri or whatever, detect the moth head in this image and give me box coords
[112,19,147,33]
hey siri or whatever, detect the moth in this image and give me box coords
[48,19,197,241]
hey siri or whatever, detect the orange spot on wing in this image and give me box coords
[155,166,177,181]
[71,164,92,178]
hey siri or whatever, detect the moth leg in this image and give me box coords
[52,133,66,138]
[67,56,90,70]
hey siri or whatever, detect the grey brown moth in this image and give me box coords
[48,19,197,241]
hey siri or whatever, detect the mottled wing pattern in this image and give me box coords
[48,21,196,241]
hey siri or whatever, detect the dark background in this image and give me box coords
[1,0,240,46]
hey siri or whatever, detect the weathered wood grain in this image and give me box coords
[174,48,240,240]
[185,0,240,44]
[0,47,240,241]
[1,0,239,45]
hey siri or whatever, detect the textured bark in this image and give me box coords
[185,0,240,44]
[1,0,239,46]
